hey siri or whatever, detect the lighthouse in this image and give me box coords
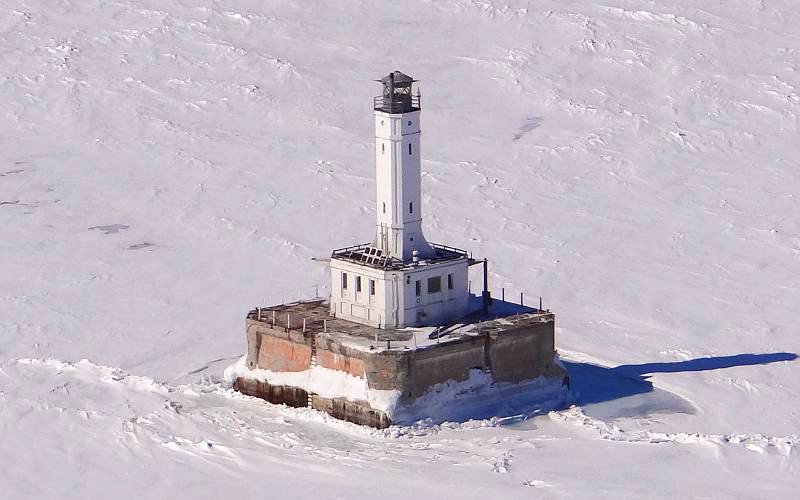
[229,71,567,428]
[329,71,471,329]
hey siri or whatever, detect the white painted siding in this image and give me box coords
[373,110,429,261]
[398,260,469,327]
[330,259,392,328]
[330,257,470,329]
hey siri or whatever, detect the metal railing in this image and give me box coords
[260,283,328,308]
[430,242,468,257]
[373,94,421,113]
[332,242,372,254]
[331,242,468,270]
[248,307,332,335]
[332,243,399,269]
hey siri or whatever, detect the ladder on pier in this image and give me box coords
[307,334,317,408]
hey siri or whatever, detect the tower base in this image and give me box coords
[226,299,568,428]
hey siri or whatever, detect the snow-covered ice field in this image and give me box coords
[1,0,798,497]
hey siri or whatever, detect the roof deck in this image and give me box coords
[331,242,472,270]
[247,298,554,352]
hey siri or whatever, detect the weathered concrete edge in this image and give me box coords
[233,377,392,429]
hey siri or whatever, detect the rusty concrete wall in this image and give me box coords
[234,377,392,429]
[246,320,312,372]
[487,321,558,383]
[248,318,561,388]
[259,335,311,372]
[315,334,372,360]
[311,395,391,429]
[315,335,372,370]
[243,317,563,422]
[317,349,366,377]
[233,377,309,408]
[245,323,262,369]
[405,336,486,398]
[392,321,561,397]
[248,320,376,378]
[363,350,409,391]
[314,332,410,391]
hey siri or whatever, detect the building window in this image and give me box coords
[447,273,454,289]
[342,272,348,289]
[408,143,412,155]
[409,202,413,214]
[356,276,362,292]
[381,143,385,154]
[382,202,386,213]
[428,276,441,294]
[406,276,411,285]
[415,280,421,297]
[369,279,376,296]
[407,120,412,126]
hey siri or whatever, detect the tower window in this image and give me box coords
[381,143,385,154]
[356,276,362,292]
[406,276,411,285]
[369,279,376,296]
[409,202,413,214]
[342,272,348,289]
[382,202,386,213]
[408,143,412,155]
[415,280,421,297]
[407,120,412,126]
[448,273,454,289]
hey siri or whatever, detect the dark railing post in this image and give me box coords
[482,258,489,315]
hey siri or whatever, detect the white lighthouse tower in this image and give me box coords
[232,71,566,428]
[329,71,472,329]
[373,71,432,261]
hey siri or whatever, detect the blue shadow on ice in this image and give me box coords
[613,352,798,377]
[462,297,797,422]
[561,352,797,420]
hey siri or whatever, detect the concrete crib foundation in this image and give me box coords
[233,377,392,429]
[231,299,566,428]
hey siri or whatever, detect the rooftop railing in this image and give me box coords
[430,243,468,258]
[373,94,421,113]
[331,242,468,270]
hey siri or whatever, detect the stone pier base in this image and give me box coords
[233,377,392,429]
[232,300,567,428]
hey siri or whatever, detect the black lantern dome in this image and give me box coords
[374,71,421,113]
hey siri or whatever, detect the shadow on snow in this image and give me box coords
[561,352,797,421]
[426,298,796,424]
